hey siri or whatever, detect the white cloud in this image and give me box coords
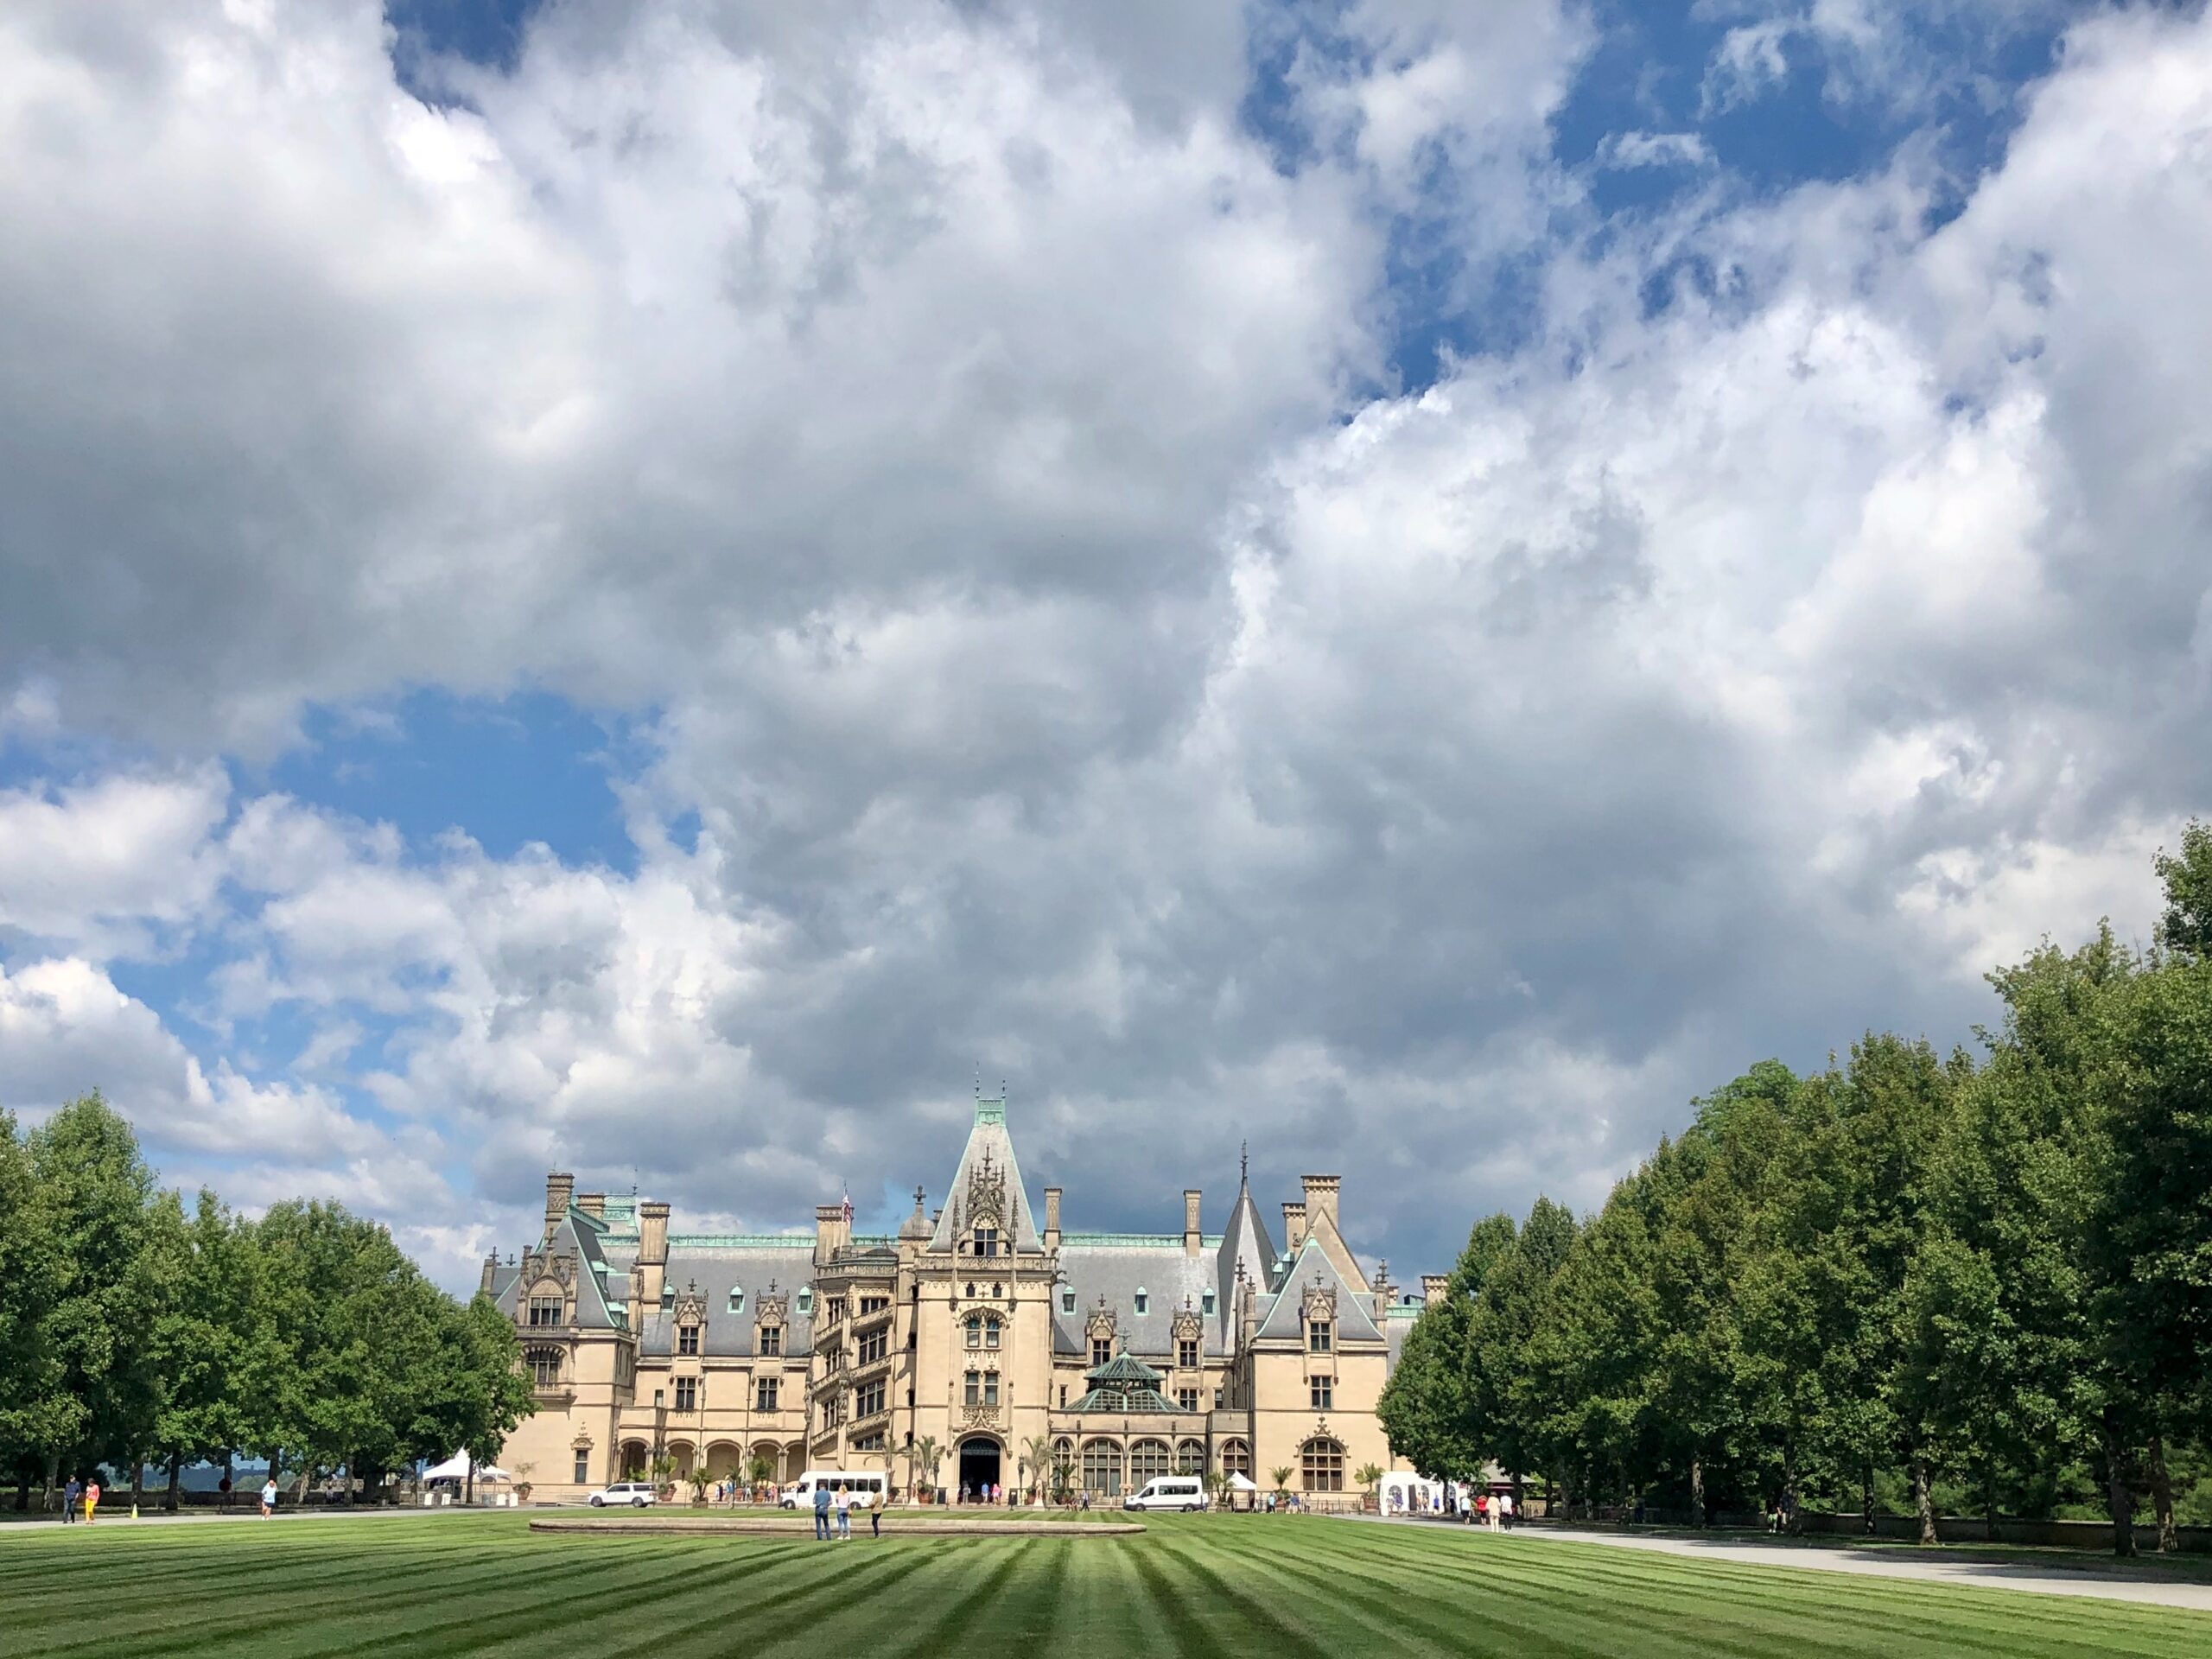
[0,767,232,956]
[0,2,2209,1287]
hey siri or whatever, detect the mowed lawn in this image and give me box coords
[4,1511,2209,1659]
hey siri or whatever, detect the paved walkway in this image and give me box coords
[1357,1517,2212,1612]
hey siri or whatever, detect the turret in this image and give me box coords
[543,1171,575,1243]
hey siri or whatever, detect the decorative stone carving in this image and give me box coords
[1084,1298,1117,1349]
[968,1148,1007,1230]
[672,1277,709,1325]
[1301,1278,1337,1325]
[757,1281,790,1328]
[1171,1302,1203,1346]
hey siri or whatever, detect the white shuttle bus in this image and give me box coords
[780,1470,889,1509]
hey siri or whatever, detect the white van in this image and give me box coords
[779,1470,889,1509]
[1123,1476,1207,1513]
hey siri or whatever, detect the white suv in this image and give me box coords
[588,1481,658,1509]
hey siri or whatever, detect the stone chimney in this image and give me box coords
[543,1172,575,1243]
[1043,1186,1061,1252]
[1281,1200,1307,1254]
[479,1250,498,1296]
[1422,1273,1450,1308]
[638,1200,670,1308]
[1300,1174,1340,1239]
[576,1191,605,1222]
[815,1203,850,1265]
[1183,1189,1203,1256]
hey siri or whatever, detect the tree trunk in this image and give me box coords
[14,1469,27,1511]
[2148,1432,2177,1554]
[130,1452,145,1511]
[1911,1455,1936,1546]
[1861,1459,1876,1535]
[165,1449,183,1513]
[221,1451,234,1512]
[1690,1457,1706,1527]
[42,1451,58,1516]
[1982,1465,1999,1544]
[2100,1418,2136,1558]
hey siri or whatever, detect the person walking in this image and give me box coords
[260,1477,277,1517]
[1498,1491,1515,1531]
[61,1477,79,1524]
[868,1484,881,1538]
[84,1480,100,1524]
[812,1481,832,1541]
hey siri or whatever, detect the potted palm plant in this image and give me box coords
[745,1453,774,1504]
[1270,1467,1293,1511]
[648,1453,678,1503]
[1357,1464,1383,1514]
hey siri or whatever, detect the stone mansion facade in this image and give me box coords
[486,1095,1438,1503]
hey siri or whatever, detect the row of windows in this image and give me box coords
[1054,1287,1219,1318]
[671,1320,782,1355]
[1056,1437,1341,1494]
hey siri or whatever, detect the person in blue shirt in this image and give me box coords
[812,1481,832,1541]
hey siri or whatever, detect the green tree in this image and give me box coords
[0,1110,65,1506]
[1376,1212,1516,1479]
[28,1095,164,1491]
[2153,819,2212,961]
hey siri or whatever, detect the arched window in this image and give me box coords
[1129,1440,1172,1485]
[1081,1440,1123,1497]
[963,1313,1003,1350]
[1300,1437,1344,1493]
[1174,1440,1205,1475]
[1219,1440,1251,1480]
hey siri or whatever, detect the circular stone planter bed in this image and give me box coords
[531,1516,1141,1537]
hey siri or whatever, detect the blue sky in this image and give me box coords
[2,0,2206,1288]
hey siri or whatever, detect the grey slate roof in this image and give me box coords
[928,1096,1041,1254]
[1057,1241,1227,1358]
[618,1243,820,1358]
[1253,1236,1385,1346]
[1215,1183,1277,1334]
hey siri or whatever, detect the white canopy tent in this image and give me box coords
[1224,1472,1259,1491]
[423,1453,511,1484]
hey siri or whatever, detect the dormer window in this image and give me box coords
[1308,1320,1332,1355]
[797,1288,813,1316]
[1134,1289,1148,1315]
[661,1284,675,1308]
[1202,1289,1216,1315]
[728,1287,745,1313]
[528,1294,563,1327]
[1060,1288,1076,1315]
[677,1322,700,1357]
[973,1226,998,1258]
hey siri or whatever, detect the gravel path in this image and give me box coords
[1382,1519,2212,1612]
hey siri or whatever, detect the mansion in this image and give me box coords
[486,1095,1438,1503]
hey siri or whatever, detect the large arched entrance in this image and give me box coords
[957,1435,1001,1500]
